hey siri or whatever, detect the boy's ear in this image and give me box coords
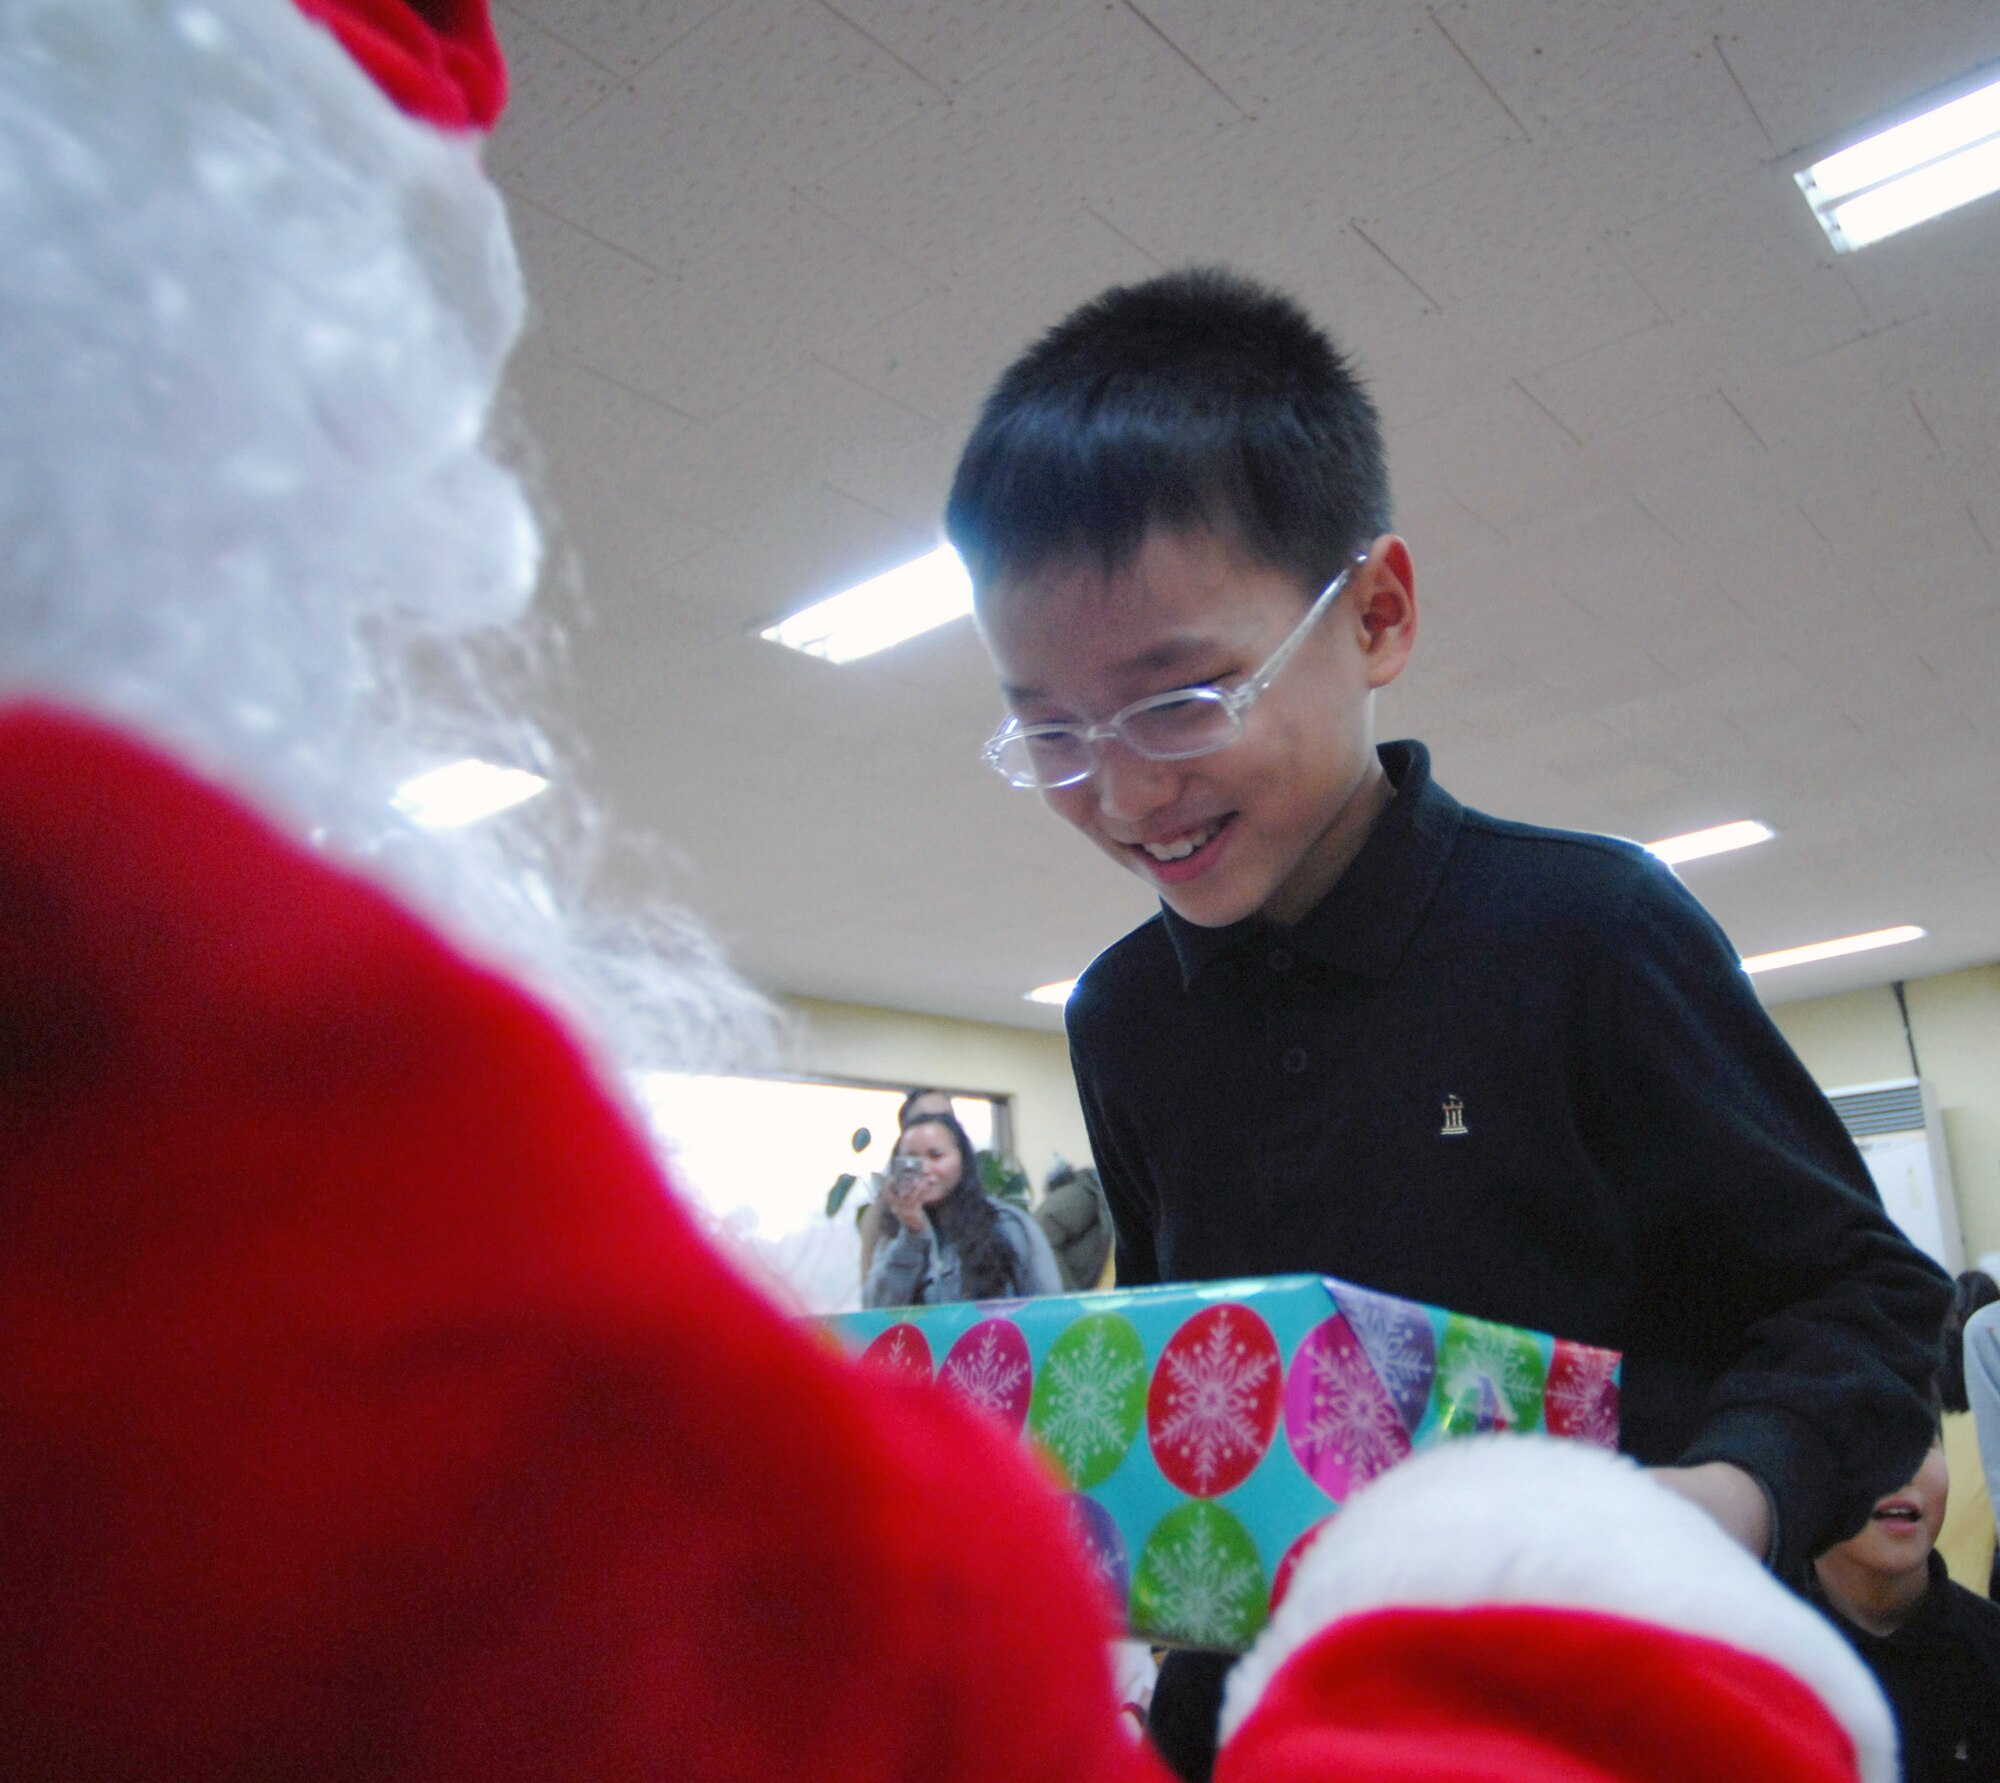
[1354,534,1417,688]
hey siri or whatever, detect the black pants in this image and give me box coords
[1148,1650,1233,1783]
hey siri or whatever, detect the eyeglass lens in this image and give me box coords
[995,690,1243,787]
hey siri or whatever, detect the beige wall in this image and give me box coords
[1769,964,2000,1265]
[778,996,1092,1189]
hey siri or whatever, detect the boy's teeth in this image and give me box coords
[1144,828,1212,863]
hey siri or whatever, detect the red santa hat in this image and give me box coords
[293,0,506,128]
[1218,1436,1897,1783]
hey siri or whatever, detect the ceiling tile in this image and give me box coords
[1711,0,2000,158]
[505,0,938,268]
[810,4,1243,266]
[1612,166,1856,323]
[1123,0,1441,119]
[506,186,938,423]
[816,0,1069,91]
[1430,0,1725,129]
[682,356,940,539]
[503,0,735,77]
[487,4,620,178]
[1528,40,1773,232]
[822,427,962,539]
[1392,381,1585,533]
[507,339,724,579]
[1094,23,1520,278]
[819,206,1159,425]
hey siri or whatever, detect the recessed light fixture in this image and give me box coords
[1646,820,1775,866]
[1797,70,2000,251]
[1741,925,1925,975]
[1025,979,1078,1006]
[392,759,550,829]
[759,544,973,664]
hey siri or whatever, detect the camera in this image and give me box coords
[887,1154,925,1193]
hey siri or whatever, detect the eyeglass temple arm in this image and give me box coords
[1233,557,1364,704]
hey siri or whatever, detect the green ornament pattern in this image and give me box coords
[1436,1312,1546,1435]
[1029,1313,1147,1489]
[1131,1501,1270,1650]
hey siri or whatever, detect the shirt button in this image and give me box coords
[1281,1046,1308,1074]
[1268,947,1293,974]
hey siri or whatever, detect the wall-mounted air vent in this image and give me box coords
[1825,1077,1963,1271]
[1829,1079,1927,1138]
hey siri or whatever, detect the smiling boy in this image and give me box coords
[1811,1437,2000,1779]
[947,268,1949,1780]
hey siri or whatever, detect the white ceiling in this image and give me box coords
[487,0,2000,1035]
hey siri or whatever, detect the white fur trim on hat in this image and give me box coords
[1220,1435,1894,1783]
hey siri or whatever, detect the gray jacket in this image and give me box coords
[863,1198,1063,1308]
[1967,1301,2000,1533]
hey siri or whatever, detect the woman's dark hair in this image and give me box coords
[1942,1269,2000,1413]
[946,266,1390,601]
[900,1113,1022,1302]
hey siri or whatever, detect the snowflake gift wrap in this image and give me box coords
[824,1275,1620,1651]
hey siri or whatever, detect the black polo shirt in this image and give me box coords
[1811,1553,2000,1781]
[1068,739,1948,1576]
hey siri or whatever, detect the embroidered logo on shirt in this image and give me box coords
[1440,1094,1468,1138]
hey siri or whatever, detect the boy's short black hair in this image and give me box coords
[945,267,1390,600]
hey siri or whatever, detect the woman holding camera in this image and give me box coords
[862,1112,1062,1308]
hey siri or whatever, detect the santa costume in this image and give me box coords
[0,3,1901,1779]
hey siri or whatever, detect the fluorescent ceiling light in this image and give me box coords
[1025,979,1078,1006]
[392,758,549,829]
[1797,72,2000,251]
[1741,925,1925,975]
[1646,820,1775,867]
[760,544,973,664]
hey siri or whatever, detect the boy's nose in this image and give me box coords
[1091,740,1181,826]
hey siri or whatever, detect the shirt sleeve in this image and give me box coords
[1586,857,1950,1575]
[1966,1304,2000,1537]
[1069,997,1161,1289]
[862,1222,935,1309]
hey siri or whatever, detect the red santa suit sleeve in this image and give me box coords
[0,703,1168,1783]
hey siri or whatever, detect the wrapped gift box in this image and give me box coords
[825,1275,1620,1652]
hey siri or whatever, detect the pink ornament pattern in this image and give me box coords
[940,1317,1033,1437]
[1545,1338,1620,1449]
[861,1322,933,1379]
[1147,1303,1281,1497]
[1284,1314,1412,1502]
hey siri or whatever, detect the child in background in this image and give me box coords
[947,267,1950,1779]
[1811,1437,2000,1780]
[1939,1271,1999,1593]
[1968,1297,2000,1588]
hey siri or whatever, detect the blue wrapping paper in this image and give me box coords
[825,1274,1620,1650]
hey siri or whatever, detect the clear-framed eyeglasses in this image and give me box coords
[981,556,1367,791]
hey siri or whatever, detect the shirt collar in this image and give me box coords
[1162,740,1462,988]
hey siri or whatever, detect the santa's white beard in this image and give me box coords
[0,0,772,1087]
